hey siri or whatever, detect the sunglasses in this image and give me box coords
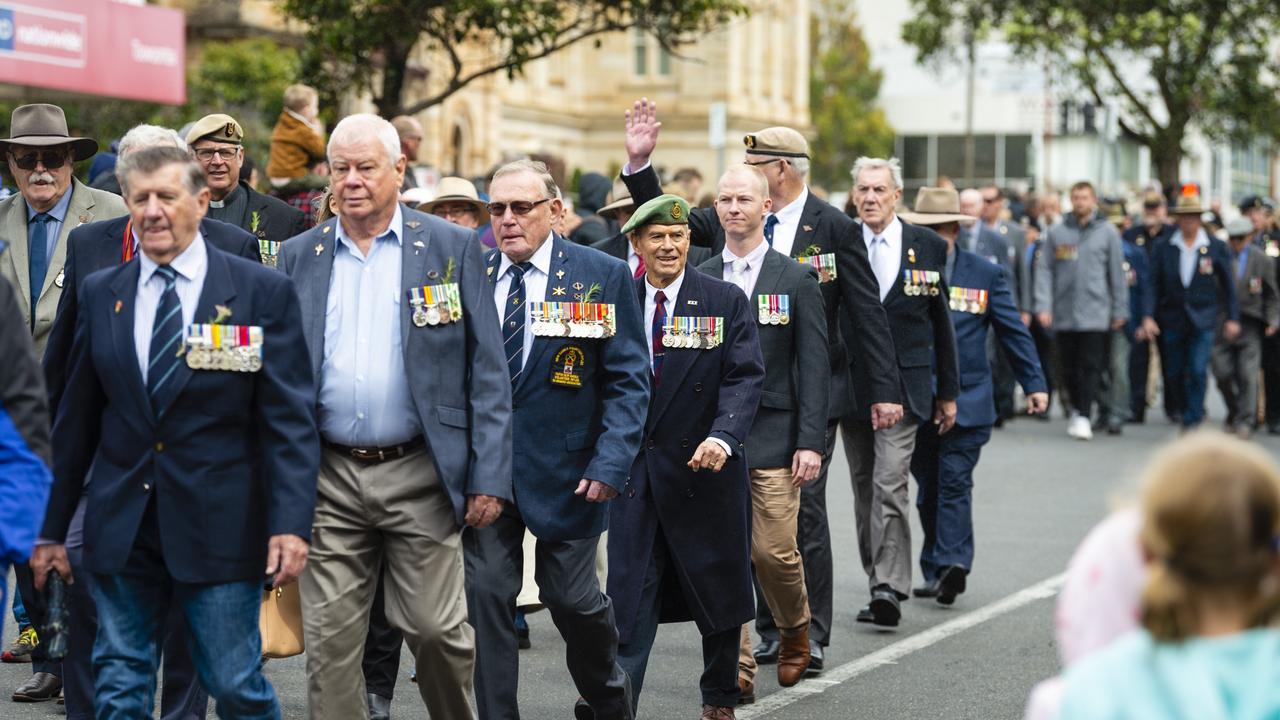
[486,198,551,216]
[10,148,70,170]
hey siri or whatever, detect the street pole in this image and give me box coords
[964,27,976,186]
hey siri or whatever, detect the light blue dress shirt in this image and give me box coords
[318,206,422,447]
[135,233,207,382]
[1173,228,1210,288]
[26,184,74,261]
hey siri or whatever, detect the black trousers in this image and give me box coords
[1129,337,1151,421]
[464,508,631,720]
[754,420,838,647]
[1056,331,1107,418]
[1029,318,1057,407]
[990,331,1016,420]
[1264,332,1280,426]
[361,570,403,700]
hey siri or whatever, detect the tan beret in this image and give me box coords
[186,114,244,145]
[743,127,809,159]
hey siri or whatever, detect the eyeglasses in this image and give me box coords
[743,158,783,167]
[194,147,240,163]
[486,198,551,216]
[10,148,70,170]
[982,196,1000,204]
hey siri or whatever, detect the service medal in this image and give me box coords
[770,311,781,325]
[662,334,674,348]
[779,313,790,325]
[760,308,771,325]
[413,308,429,327]
[425,306,442,326]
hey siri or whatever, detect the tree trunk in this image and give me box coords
[1150,130,1184,196]
[375,38,410,118]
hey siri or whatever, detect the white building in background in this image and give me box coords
[854,0,1277,206]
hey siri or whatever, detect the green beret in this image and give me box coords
[621,193,690,235]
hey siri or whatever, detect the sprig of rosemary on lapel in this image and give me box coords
[443,257,456,284]
[581,282,602,303]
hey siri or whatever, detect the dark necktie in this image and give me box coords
[28,212,51,318]
[651,290,667,383]
[634,256,646,280]
[764,215,779,246]
[147,265,184,415]
[503,262,531,384]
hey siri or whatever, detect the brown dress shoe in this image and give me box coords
[737,676,755,705]
[776,625,811,687]
[12,672,63,702]
[700,704,736,719]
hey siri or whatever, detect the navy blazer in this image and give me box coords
[946,250,1047,428]
[41,244,319,584]
[1122,238,1150,339]
[486,235,648,542]
[44,216,260,414]
[282,208,514,529]
[608,267,764,643]
[1146,236,1239,333]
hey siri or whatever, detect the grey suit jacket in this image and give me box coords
[0,179,127,356]
[279,205,514,526]
[698,248,829,468]
[1230,244,1280,328]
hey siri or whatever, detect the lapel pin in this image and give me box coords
[414,239,425,247]
[908,248,916,263]
[487,266,495,277]
[314,243,324,256]
[114,300,123,314]
[407,220,421,229]
[558,250,564,258]
[572,282,584,290]
[556,269,565,280]
[803,224,813,232]
[322,224,332,234]
[427,270,440,279]
[553,286,566,296]
[688,300,699,306]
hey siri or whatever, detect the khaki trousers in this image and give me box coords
[844,418,918,597]
[301,447,476,720]
[738,467,809,682]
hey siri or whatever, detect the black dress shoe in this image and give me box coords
[856,604,874,623]
[913,578,942,598]
[936,566,968,606]
[574,696,595,720]
[12,672,63,702]
[868,586,901,627]
[806,640,824,675]
[1269,422,1280,436]
[752,637,780,664]
[368,692,392,720]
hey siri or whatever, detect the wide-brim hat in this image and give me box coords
[898,187,978,226]
[1,103,97,161]
[1170,194,1205,215]
[419,176,488,220]
[597,179,634,219]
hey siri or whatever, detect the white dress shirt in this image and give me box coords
[627,247,642,276]
[135,233,208,382]
[767,186,809,258]
[721,239,771,298]
[863,216,904,301]
[493,232,555,369]
[1173,228,1210,288]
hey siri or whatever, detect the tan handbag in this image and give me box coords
[259,582,305,659]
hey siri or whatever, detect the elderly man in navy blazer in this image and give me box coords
[281,114,511,720]
[608,193,765,720]
[39,123,258,720]
[30,145,319,718]
[1141,194,1240,431]
[466,159,647,720]
[899,188,1048,605]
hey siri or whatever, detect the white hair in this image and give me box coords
[850,156,903,191]
[328,114,401,166]
[788,156,810,178]
[117,124,187,159]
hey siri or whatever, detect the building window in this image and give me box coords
[633,28,672,77]
[633,28,648,76]
[899,133,1036,192]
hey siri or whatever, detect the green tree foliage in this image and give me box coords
[901,0,1280,191]
[808,1,895,190]
[279,0,747,118]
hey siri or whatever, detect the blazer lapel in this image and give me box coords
[513,235,569,397]
[884,232,912,304]
[755,249,787,296]
[791,194,824,258]
[165,247,237,405]
[648,269,702,426]
[399,213,432,351]
[42,181,95,302]
[304,220,339,377]
[109,262,154,427]
[5,199,30,316]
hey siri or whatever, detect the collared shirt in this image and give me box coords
[135,233,208,382]
[1233,245,1249,280]
[26,184,74,262]
[862,216,904,301]
[493,232,555,369]
[319,205,421,447]
[1173,228,1210,288]
[944,246,957,285]
[767,186,809,257]
[628,246,642,276]
[721,239,770,298]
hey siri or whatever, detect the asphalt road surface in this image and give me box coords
[6,402,1277,719]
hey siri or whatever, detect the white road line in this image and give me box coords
[737,573,1068,718]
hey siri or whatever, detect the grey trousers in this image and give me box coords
[301,447,476,720]
[1097,329,1131,423]
[1213,319,1265,428]
[843,417,919,597]
[464,508,632,720]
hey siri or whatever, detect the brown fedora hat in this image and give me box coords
[597,178,634,219]
[419,176,489,221]
[1170,193,1205,215]
[1,104,98,161]
[898,187,978,226]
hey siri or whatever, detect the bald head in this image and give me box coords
[391,115,424,163]
[958,188,983,218]
[718,164,769,198]
[716,164,772,247]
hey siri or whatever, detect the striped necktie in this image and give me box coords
[147,265,184,414]
[503,262,531,384]
[651,290,667,383]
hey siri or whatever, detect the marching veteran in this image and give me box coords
[468,159,647,720]
[899,188,1047,606]
[694,165,829,701]
[609,193,765,720]
[280,114,512,720]
[30,144,319,717]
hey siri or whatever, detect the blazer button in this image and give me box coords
[646,439,655,450]
[693,383,702,392]
[143,483,152,492]
[685,488,695,498]
[154,442,164,453]
[681,438,690,448]
[628,487,636,498]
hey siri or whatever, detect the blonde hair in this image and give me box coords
[283,84,318,112]
[1138,432,1280,641]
